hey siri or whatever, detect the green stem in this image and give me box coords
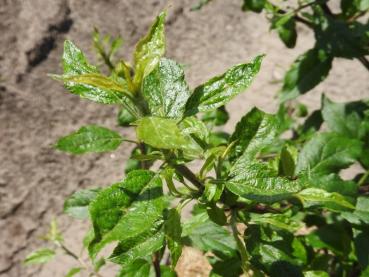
[56,242,103,277]
[171,163,203,191]
[230,210,251,276]
[359,170,369,186]
[152,252,161,277]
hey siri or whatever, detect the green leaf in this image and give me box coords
[279,48,333,102]
[24,248,56,265]
[63,40,98,75]
[88,170,167,258]
[136,117,191,150]
[226,162,303,203]
[142,58,191,118]
[202,106,230,127]
[302,173,358,197]
[303,271,329,277]
[278,145,297,178]
[164,208,182,267]
[321,95,369,139]
[344,197,369,224]
[242,0,266,13]
[56,125,123,154]
[250,213,302,232]
[354,229,369,269]
[109,230,164,265]
[206,203,227,226]
[117,259,153,277]
[297,188,354,211]
[185,55,264,116]
[229,107,279,164]
[160,265,177,277]
[272,14,297,48]
[209,256,242,277]
[179,116,209,149]
[182,211,237,257]
[296,133,362,175]
[118,108,136,126]
[314,16,369,59]
[57,41,130,104]
[305,224,352,256]
[63,188,101,219]
[65,267,82,277]
[133,12,166,88]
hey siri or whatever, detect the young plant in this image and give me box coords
[25,10,369,277]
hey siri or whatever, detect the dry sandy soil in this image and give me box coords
[0,0,368,276]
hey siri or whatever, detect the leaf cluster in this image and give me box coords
[25,7,369,277]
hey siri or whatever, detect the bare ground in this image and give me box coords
[0,0,368,276]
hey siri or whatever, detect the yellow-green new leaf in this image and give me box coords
[133,12,166,89]
[297,188,355,211]
[24,248,56,265]
[135,117,187,150]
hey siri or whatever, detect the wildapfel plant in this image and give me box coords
[25,10,369,277]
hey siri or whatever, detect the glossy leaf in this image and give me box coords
[24,248,56,265]
[296,133,362,175]
[164,208,182,267]
[229,107,279,164]
[136,117,190,150]
[226,162,303,203]
[117,259,153,277]
[109,230,164,265]
[182,211,237,257]
[58,41,130,104]
[88,170,167,258]
[185,55,264,116]
[142,58,190,118]
[279,48,333,102]
[133,12,166,88]
[297,188,355,210]
[250,213,302,232]
[56,125,123,154]
[64,188,101,219]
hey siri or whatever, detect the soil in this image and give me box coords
[0,0,368,276]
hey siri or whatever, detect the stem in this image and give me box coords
[230,210,251,276]
[57,242,103,277]
[138,143,149,169]
[359,170,369,186]
[152,252,161,277]
[171,164,203,191]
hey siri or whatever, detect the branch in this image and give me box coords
[171,164,203,191]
